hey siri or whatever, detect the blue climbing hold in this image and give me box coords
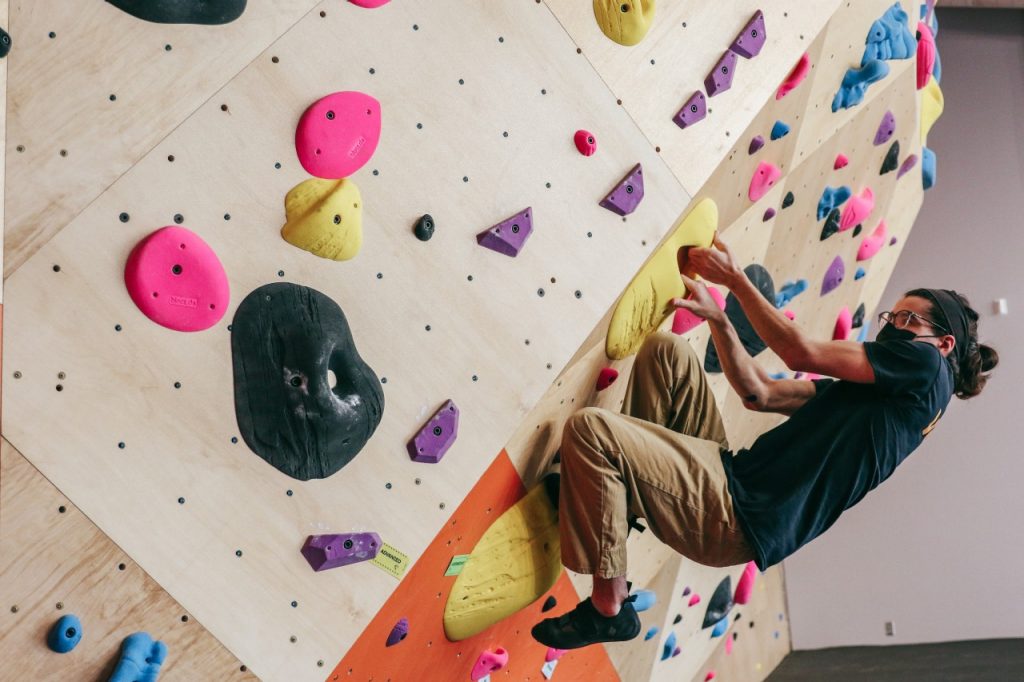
[862,3,917,65]
[854,267,866,280]
[47,614,82,653]
[817,186,852,220]
[832,60,890,111]
[775,279,808,308]
[661,632,677,661]
[645,626,660,641]
[771,120,790,140]
[769,371,788,380]
[857,321,871,343]
[711,616,729,638]
[922,147,937,190]
[631,590,657,613]
[932,42,942,83]
[109,632,167,682]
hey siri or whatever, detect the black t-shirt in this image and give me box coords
[720,340,954,571]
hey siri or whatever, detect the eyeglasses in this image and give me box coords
[877,309,950,334]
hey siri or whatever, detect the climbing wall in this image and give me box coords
[0,1,943,680]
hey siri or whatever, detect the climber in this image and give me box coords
[532,235,998,650]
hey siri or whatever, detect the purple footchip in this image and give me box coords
[476,208,533,257]
[731,10,767,59]
[748,135,765,155]
[705,50,738,97]
[673,91,707,129]
[301,532,381,572]
[874,110,895,146]
[897,154,918,179]
[407,399,459,463]
[386,618,409,647]
[821,256,845,295]
[763,208,776,221]
[600,163,645,216]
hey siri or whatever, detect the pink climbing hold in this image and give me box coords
[688,593,701,607]
[833,306,852,341]
[124,225,230,332]
[725,634,734,654]
[784,309,795,320]
[672,286,725,335]
[857,221,887,261]
[834,153,849,170]
[734,561,758,605]
[596,367,619,391]
[471,648,508,681]
[748,161,781,202]
[916,22,936,90]
[776,52,810,100]
[348,0,390,7]
[574,129,597,156]
[839,187,874,231]
[545,648,567,663]
[295,91,381,179]
[705,672,717,682]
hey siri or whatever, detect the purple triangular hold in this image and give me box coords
[673,91,707,129]
[301,532,381,572]
[386,618,409,647]
[705,50,738,97]
[731,10,767,59]
[874,110,895,146]
[763,208,776,221]
[600,163,644,216]
[407,399,459,463]
[749,135,765,155]
[821,256,845,295]
[476,208,532,257]
[897,154,918,179]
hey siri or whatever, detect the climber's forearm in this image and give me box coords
[726,273,809,368]
[706,314,770,404]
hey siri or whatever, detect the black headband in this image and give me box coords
[918,288,971,368]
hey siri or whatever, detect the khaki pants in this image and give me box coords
[558,331,756,578]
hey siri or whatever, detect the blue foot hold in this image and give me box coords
[770,120,790,140]
[109,632,167,682]
[817,185,852,220]
[854,267,866,280]
[832,60,890,111]
[775,279,808,308]
[47,614,82,653]
[645,625,660,641]
[711,616,729,638]
[661,632,677,661]
[631,589,657,613]
[922,147,937,190]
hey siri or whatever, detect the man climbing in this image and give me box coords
[532,236,998,650]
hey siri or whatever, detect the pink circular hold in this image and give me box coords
[124,226,229,332]
[295,91,382,179]
[574,129,597,156]
[348,0,391,7]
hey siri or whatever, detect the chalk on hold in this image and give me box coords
[840,187,874,231]
[542,595,558,612]
[748,135,765,155]
[672,286,726,335]
[820,208,841,241]
[407,399,460,463]
[574,129,597,156]
[916,22,936,89]
[861,3,917,65]
[776,52,810,99]
[711,616,729,638]
[301,532,381,571]
[107,0,245,24]
[834,306,852,340]
[705,50,738,97]
[852,303,866,328]
[897,154,919,179]
[770,120,790,141]
[880,141,900,174]
[748,162,781,202]
[386,618,409,646]
[600,163,645,216]
[349,0,391,7]
[702,576,734,628]
[775,279,807,308]
[832,60,889,111]
[47,614,82,653]
[854,266,866,280]
[476,207,534,257]
[295,91,381,179]
[414,214,435,241]
[874,110,896,145]
[596,367,619,392]
[631,590,657,613]
[822,256,845,295]
[782,191,794,209]
[660,632,677,661]
[673,91,708,129]
[857,221,888,261]
[817,185,851,220]
[762,208,776,222]
[108,632,167,682]
[645,626,660,641]
[592,0,655,46]
[921,147,937,190]
[471,647,509,681]
[281,177,364,261]
[734,561,757,605]
[834,154,849,170]
[125,225,230,332]
[730,10,766,59]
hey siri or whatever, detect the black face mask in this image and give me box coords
[876,325,919,342]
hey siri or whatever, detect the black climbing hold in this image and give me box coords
[673,614,682,625]
[542,596,557,612]
[781,191,795,209]
[705,265,775,373]
[414,214,435,241]
[820,208,841,241]
[852,224,863,237]
[880,140,900,174]
[106,0,247,24]
[851,302,866,328]
[702,576,734,629]
[230,282,385,480]
[0,27,11,58]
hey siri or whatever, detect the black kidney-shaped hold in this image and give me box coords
[106,0,247,24]
[702,575,734,629]
[231,282,384,481]
[414,214,435,241]
[0,27,12,58]
[704,264,775,373]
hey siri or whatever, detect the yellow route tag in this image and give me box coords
[371,542,409,580]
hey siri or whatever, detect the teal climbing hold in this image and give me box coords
[854,266,866,280]
[832,60,890,111]
[47,614,82,653]
[711,616,729,638]
[109,632,167,682]
[661,632,677,661]
[645,626,660,641]
[861,3,917,66]
[922,147,937,190]
[817,186,851,220]
[770,120,790,140]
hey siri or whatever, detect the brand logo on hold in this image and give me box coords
[168,295,198,309]
[347,135,365,159]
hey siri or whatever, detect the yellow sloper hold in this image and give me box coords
[281,177,363,261]
[920,76,944,144]
[443,484,561,642]
[593,0,655,47]
[605,198,718,360]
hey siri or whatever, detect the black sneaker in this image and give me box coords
[531,595,641,649]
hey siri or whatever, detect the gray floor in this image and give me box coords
[765,639,1024,682]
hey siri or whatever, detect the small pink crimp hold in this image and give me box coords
[470,648,508,681]
[596,367,619,391]
[688,593,701,607]
[834,153,849,170]
[749,162,781,202]
[574,129,597,156]
[734,561,758,605]
[776,52,810,99]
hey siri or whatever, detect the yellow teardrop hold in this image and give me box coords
[281,177,363,261]
[593,0,656,47]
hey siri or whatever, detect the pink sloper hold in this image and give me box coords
[295,91,381,179]
[672,286,726,335]
[349,0,390,6]
[857,220,888,261]
[471,648,508,681]
[916,22,936,90]
[834,153,849,170]
[574,129,597,156]
[776,52,810,99]
[688,593,701,607]
[733,561,758,605]
[839,187,874,231]
[833,306,852,340]
[124,225,229,332]
[749,161,781,202]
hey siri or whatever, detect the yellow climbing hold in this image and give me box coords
[443,484,562,642]
[605,198,718,360]
[920,76,944,144]
[593,0,655,47]
[281,177,363,261]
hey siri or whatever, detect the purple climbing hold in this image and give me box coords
[386,618,409,646]
[600,163,645,216]
[730,10,767,59]
[673,91,707,129]
[897,154,919,179]
[476,208,533,257]
[874,110,896,145]
[748,135,765,155]
[763,208,776,221]
[682,586,691,597]
[890,236,898,245]
[821,256,845,295]
[301,532,381,571]
[705,50,738,97]
[407,399,460,463]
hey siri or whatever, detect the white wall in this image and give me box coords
[785,8,1024,649]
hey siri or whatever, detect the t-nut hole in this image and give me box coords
[620,3,630,12]
[66,628,76,638]
[343,539,353,550]
[432,426,443,436]
[511,224,520,233]
[290,376,303,387]
[327,369,337,389]
[152,291,159,298]
[172,264,183,275]
[626,185,634,194]
[179,243,186,249]
[333,214,341,224]
[315,148,322,155]
[326,110,335,120]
